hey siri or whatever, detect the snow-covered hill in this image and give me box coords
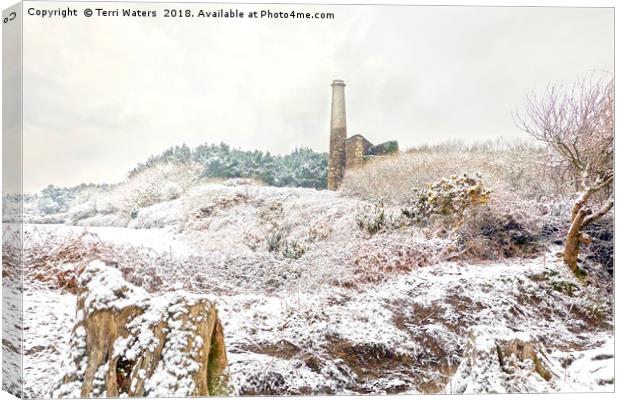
[5,181,614,397]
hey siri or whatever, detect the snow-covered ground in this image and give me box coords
[6,182,615,397]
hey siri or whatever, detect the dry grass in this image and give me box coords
[340,148,569,205]
[341,144,581,265]
[340,142,614,270]
[20,228,169,293]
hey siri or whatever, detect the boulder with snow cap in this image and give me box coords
[445,325,558,394]
[53,261,229,397]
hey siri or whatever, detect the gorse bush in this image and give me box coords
[402,174,491,225]
[356,201,387,235]
[354,175,491,235]
[264,221,310,260]
[355,200,402,235]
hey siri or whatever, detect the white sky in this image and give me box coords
[20,2,613,192]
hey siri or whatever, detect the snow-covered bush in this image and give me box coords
[355,200,402,235]
[61,163,201,226]
[37,183,113,217]
[67,201,98,225]
[130,143,328,189]
[127,170,185,209]
[37,185,76,214]
[452,204,541,260]
[402,174,491,226]
[117,163,200,213]
[582,216,614,275]
[261,205,315,260]
[266,226,307,259]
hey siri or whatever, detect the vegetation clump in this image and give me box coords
[453,207,542,260]
[355,200,402,235]
[402,173,491,226]
[266,226,307,260]
[130,143,328,190]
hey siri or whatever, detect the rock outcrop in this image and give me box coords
[53,261,229,398]
[446,325,558,394]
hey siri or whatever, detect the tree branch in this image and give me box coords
[583,197,614,227]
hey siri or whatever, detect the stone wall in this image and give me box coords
[345,135,374,170]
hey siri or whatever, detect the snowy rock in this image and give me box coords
[446,325,558,394]
[551,337,615,392]
[53,261,229,398]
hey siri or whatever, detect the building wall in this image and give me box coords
[345,135,373,170]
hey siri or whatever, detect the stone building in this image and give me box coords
[327,80,399,190]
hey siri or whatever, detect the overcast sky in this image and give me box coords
[22,3,613,192]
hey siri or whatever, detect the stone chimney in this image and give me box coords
[327,79,347,190]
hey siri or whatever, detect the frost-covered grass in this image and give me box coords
[10,182,614,397]
[2,285,23,397]
[23,290,75,398]
[340,149,569,205]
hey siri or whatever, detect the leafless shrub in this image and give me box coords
[516,75,614,276]
[22,230,105,292]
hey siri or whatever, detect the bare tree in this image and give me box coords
[516,75,614,276]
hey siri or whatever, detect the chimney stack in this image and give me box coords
[328,79,347,190]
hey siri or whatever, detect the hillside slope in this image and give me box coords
[7,181,614,397]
